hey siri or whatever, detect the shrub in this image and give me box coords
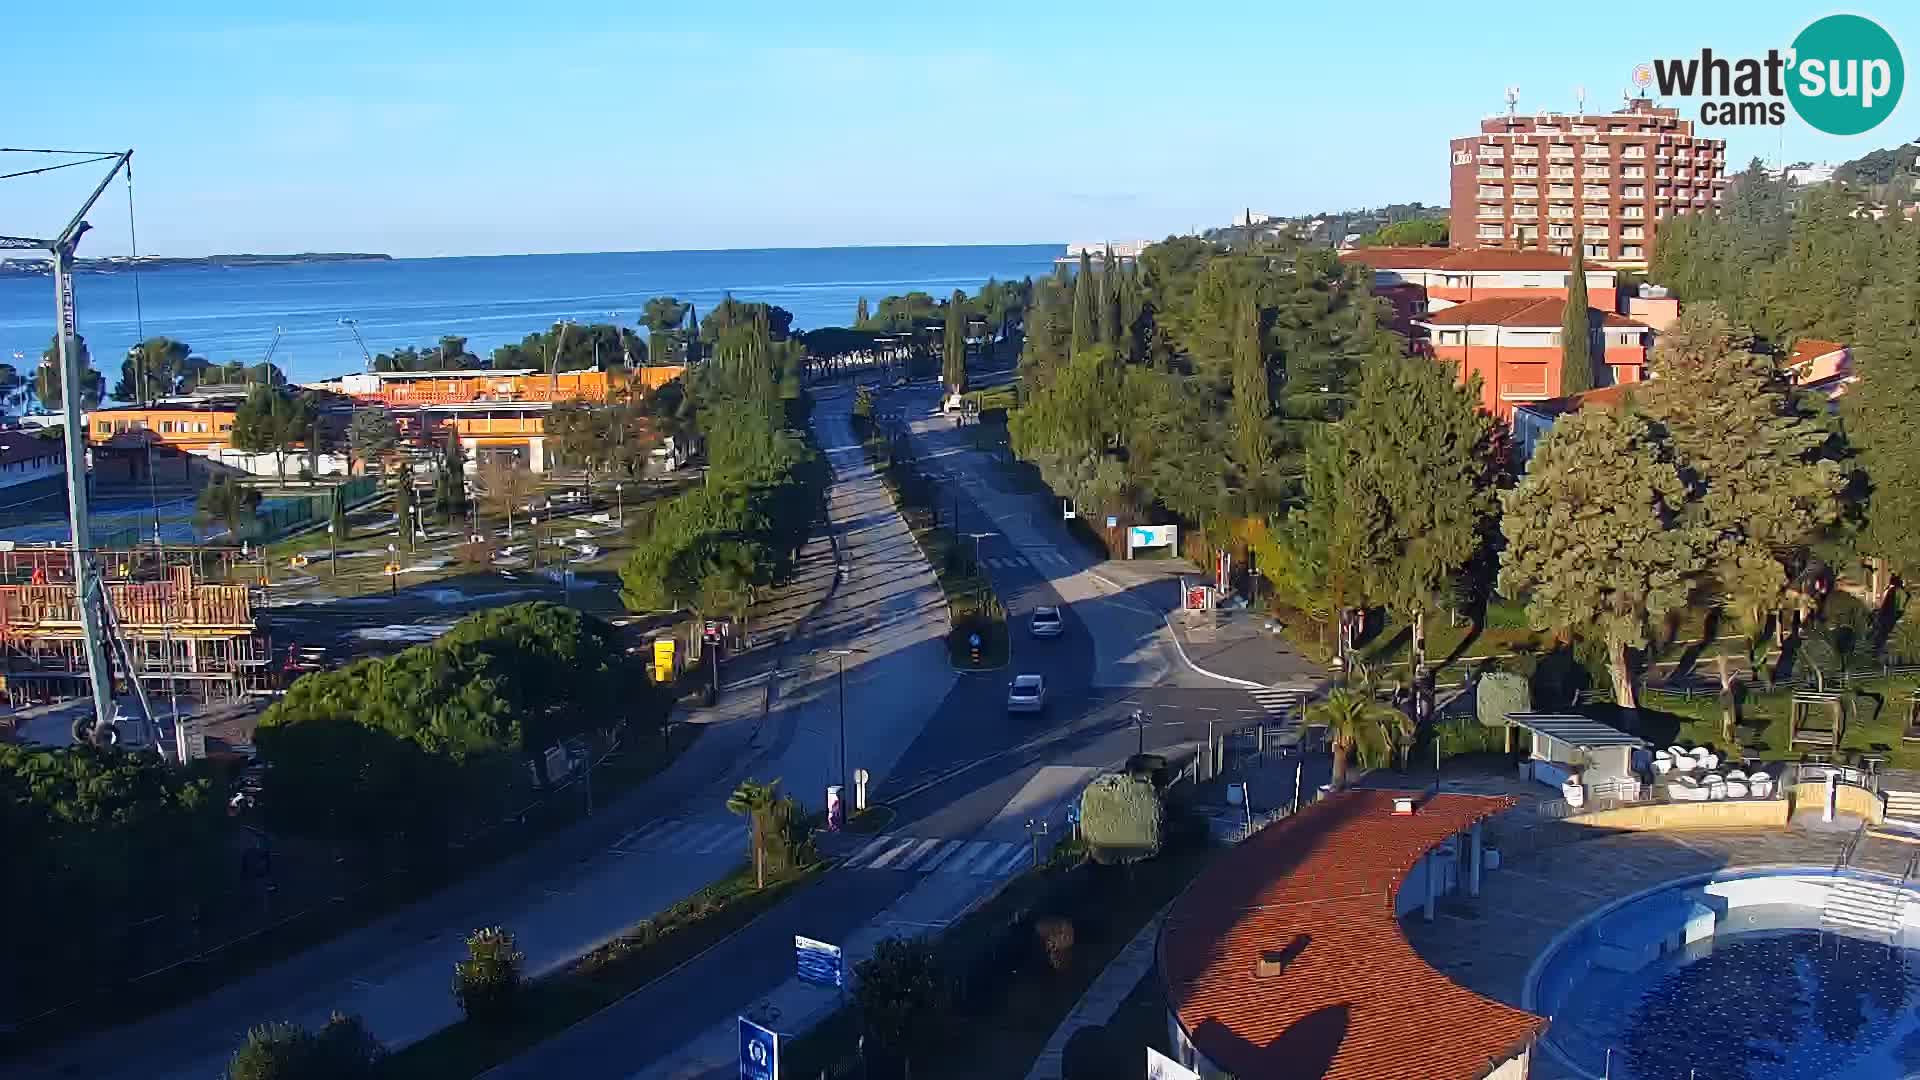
[1078,773,1164,865]
[1475,671,1531,729]
[453,926,524,1024]
[1434,714,1507,762]
[227,1014,383,1080]
[1035,916,1076,972]
[853,936,949,1071]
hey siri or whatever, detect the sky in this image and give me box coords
[4,1,1917,259]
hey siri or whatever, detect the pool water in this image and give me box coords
[1548,928,1920,1079]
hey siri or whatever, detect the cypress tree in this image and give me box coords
[1101,249,1123,348]
[943,289,967,392]
[1559,245,1595,396]
[856,296,870,326]
[1071,251,1096,355]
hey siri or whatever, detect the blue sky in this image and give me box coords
[4,2,1916,258]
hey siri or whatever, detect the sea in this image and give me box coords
[0,244,1063,387]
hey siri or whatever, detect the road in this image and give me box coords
[13,380,953,1080]
[490,361,1305,1079]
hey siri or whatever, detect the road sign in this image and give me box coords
[794,934,844,988]
[738,1016,779,1080]
[1184,585,1212,612]
[1106,515,1118,528]
[968,632,981,648]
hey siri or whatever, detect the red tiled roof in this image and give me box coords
[1341,248,1605,274]
[1421,296,1648,329]
[1513,383,1641,418]
[1160,790,1543,1080]
[1787,338,1846,369]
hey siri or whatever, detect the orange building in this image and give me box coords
[1419,296,1652,418]
[1341,247,1620,320]
[314,366,684,407]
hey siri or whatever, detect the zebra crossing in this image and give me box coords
[611,819,747,858]
[610,821,1034,879]
[1248,685,1307,725]
[839,834,1032,877]
[981,549,1070,571]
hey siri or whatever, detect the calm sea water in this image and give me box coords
[0,244,1062,387]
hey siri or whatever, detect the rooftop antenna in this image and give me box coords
[1576,85,1586,116]
[1504,86,1520,129]
[0,149,134,742]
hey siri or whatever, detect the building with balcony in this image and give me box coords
[1450,98,1726,268]
[1418,296,1653,418]
[1339,248,1619,317]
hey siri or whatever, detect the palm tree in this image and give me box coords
[1308,684,1402,791]
[726,777,781,888]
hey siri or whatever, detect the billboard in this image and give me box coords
[1127,524,1178,557]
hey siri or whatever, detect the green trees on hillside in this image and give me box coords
[1358,218,1449,247]
[35,332,104,410]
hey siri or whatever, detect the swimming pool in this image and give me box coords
[1527,869,1920,1080]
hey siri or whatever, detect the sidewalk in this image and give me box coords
[1165,605,1326,690]
[17,474,850,1080]
[1022,903,1172,1080]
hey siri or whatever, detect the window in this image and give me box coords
[160,421,174,433]
[1436,329,1465,346]
[219,423,233,432]
[97,422,110,434]
[1622,186,1644,199]
[1622,245,1645,260]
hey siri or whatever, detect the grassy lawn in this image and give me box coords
[381,861,825,1080]
[784,836,1214,1080]
[1625,672,1920,767]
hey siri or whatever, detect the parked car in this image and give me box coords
[1029,606,1064,638]
[1007,673,1046,714]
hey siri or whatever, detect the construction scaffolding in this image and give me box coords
[0,556,271,706]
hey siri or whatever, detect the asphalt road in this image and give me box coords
[490,360,1286,1079]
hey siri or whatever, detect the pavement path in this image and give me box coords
[13,391,946,1080]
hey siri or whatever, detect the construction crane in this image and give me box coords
[0,149,137,745]
[261,324,284,369]
[339,316,373,371]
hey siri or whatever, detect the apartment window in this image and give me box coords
[1571,124,1596,135]
[1478,186,1503,199]
[96,421,110,434]
[1512,207,1538,220]
[1478,145,1505,159]
[1583,185,1609,199]
[1550,185,1574,198]
[1479,165,1504,178]
[1548,225,1574,239]
[1622,245,1645,260]
[1609,123,1628,133]
[1477,225,1503,240]
[220,423,233,432]
[1538,125,1562,135]
[1585,243,1610,259]
[1583,165,1611,179]
[1512,185,1538,199]
[1511,165,1538,179]
[1549,205,1574,220]
[1478,203,1504,219]
[160,421,174,433]
[1622,185,1645,199]
[1622,145,1646,159]
[114,420,129,433]
[1622,226,1645,240]
[1623,165,1645,179]
[1512,146,1539,160]
[1583,145,1610,160]
[1621,206,1644,219]
[1584,225,1609,240]
[1656,207,1669,218]
[1550,143,1575,159]
[1549,166,1575,179]
[1584,205,1609,219]
[1436,329,1465,346]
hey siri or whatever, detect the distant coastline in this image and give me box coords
[0,253,392,278]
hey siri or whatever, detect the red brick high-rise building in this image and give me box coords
[1449,97,1727,268]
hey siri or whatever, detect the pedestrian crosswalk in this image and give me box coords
[1248,685,1307,723]
[609,821,1035,879]
[611,819,747,858]
[839,834,1032,877]
[982,549,1070,571]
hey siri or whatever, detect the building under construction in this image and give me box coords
[0,545,271,707]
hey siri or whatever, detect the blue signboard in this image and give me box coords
[739,1016,779,1080]
[795,934,844,988]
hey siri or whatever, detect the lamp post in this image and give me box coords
[529,514,539,569]
[772,646,865,817]
[615,482,624,526]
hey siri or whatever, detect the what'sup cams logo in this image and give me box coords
[1637,14,1903,134]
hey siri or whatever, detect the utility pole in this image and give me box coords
[3,150,134,739]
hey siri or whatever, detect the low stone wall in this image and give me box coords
[1786,782,1885,824]
[1568,798,1791,831]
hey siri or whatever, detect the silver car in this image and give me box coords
[1007,673,1046,714]
[1029,606,1064,638]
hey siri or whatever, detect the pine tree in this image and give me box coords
[942,289,967,393]
[1847,226,1920,597]
[1071,251,1096,356]
[1499,408,1708,708]
[1336,354,1500,671]
[1558,245,1595,396]
[856,296,870,326]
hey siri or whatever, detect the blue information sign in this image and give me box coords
[794,934,844,988]
[739,1016,779,1080]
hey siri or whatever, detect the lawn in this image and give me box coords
[381,860,825,1080]
[1624,672,1920,768]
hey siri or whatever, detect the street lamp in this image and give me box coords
[772,646,866,820]
[1129,708,1156,758]
[615,482,624,526]
[529,513,539,568]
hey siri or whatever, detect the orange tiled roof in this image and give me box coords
[1514,383,1642,418]
[1341,247,1599,273]
[1786,338,1845,369]
[1160,790,1543,1080]
[1421,296,1647,329]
